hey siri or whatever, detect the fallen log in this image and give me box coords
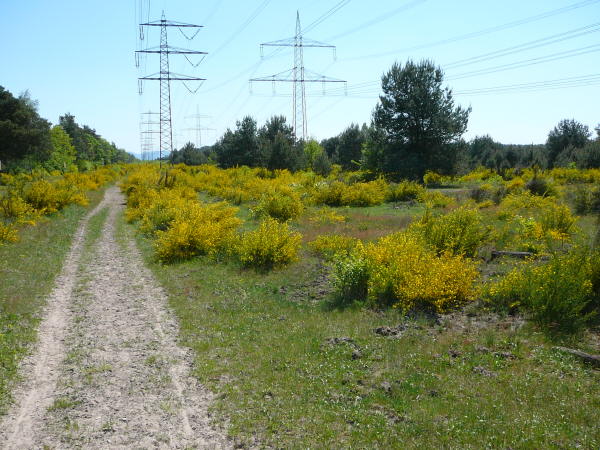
[554,346,600,368]
[491,250,534,260]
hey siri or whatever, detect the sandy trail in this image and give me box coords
[0,186,230,449]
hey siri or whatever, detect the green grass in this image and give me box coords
[0,189,105,414]
[129,221,600,448]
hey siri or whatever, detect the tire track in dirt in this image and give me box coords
[0,186,231,449]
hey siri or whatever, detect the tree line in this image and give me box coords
[174,60,599,179]
[0,86,136,172]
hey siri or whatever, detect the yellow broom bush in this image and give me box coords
[234,217,301,269]
[154,200,241,261]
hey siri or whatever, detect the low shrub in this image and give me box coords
[235,217,301,269]
[0,222,18,245]
[388,180,424,202]
[332,251,370,306]
[309,234,360,261]
[423,171,444,187]
[154,201,241,261]
[526,176,556,197]
[408,206,489,257]
[416,190,455,208]
[331,232,479,313]
[365,232,479,312]
[253,190,304,222]
[485,249,596,335]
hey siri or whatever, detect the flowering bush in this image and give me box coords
[387,181,424,202]
[332,232,479,313]
[154,200,241,261]
[253,189,304,222]
[408,206,489,257]
[234,217,301,269]
[309,234,360,260]
[0,222,18,245]
[485,249,595,334]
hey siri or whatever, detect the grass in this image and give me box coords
[0,188,105,414]
[129,215,600,448]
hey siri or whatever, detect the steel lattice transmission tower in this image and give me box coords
[185,106,214,148]
[250,11,346,140]
[140,111,160,161]
[136,12,207,165]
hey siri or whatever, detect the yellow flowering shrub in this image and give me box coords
[312,179,388,207]
[253,189,304,221]
[308,208,346,224]
[484,249,595,334]
[416,190,455,208]
[387,180,425,202]
[365,232,479,312]
[423,171,444,187]
[0,222,19,244]
[0,192,41,225]
[23,179,87,214]
[154,200,241,261]
[309,234,360,260]
[332,232,479,312]
[234,217,301,269]
[408,206,489,257]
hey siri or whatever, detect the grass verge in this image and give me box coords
[0,188,105,414]
[130,224,600,448]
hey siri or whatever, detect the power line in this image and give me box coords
[344,0,600,61]
[444,22,600,69]
[447,43,600,80]
[326,0,427,42]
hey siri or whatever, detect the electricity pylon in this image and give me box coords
[185,106,214,148]
[136,12,207,166]
[140,111,159,161]
[250,11,346,140]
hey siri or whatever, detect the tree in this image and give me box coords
[303,139,324,169]
[46,125,76,171]
[546,119,590,168]
[215,116,263,168]
[372,60,470,178]
[170,142,209,165]
[0,87,52,167]
[258,116,304,171]
[336,124,365,170]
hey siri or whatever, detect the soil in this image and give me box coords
[0,186,231,449]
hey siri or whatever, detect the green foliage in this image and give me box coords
[303,139,324,169]
[46,125,76,172]
[371,60,470,178]
[546,119,591,168]
[486,249,596,335]
[0,87,52,168]
[332,252,370,306]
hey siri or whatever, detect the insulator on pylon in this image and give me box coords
[139,26,144,41]
[138,80,143,95]
[135,53,140,68]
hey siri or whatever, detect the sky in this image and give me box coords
[1,0,599,157]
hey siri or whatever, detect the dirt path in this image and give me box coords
[0,186,231,449]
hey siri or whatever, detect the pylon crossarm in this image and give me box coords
[137,46,208,55]
[140,20,203,28]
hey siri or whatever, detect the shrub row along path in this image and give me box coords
[0,186,230,449]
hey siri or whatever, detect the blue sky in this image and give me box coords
[1,0,599,156]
